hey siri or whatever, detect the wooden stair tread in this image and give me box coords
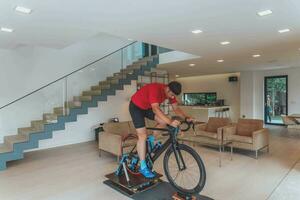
[18,127,43,135]
[0,144,12,153]
[4,134,28,144]
[73,96,92,102]
[82,90,101,96]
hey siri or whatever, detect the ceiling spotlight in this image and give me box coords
[1,27,13,33]
[217,59,224,63]
[189,63,195,67]
[220,41,230,45]
[15,6,32,14]
[252,54,261,58]
[278,29,290,33]
[191,29,203,34]
[257,10,272,16]
[175,75,180,78]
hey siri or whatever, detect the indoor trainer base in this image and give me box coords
[104,172,163,197]
[104,172,213,200]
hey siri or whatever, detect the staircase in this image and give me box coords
[0,55,159,170]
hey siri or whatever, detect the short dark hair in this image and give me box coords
[168,81,182,95]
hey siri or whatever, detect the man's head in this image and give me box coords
[165,81,182,98]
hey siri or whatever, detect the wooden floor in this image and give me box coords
[0,126,299,200]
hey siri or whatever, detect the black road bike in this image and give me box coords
[115,119,206,195]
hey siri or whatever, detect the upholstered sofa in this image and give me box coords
[178,117,231,166]
[98,119,158,161]
[178,117,231,149]
[223,118,269,159]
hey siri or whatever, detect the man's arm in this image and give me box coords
[151,103,172,125]
[171,103,192,120]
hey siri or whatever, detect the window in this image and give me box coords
[264,76,288,125]
[182,93,217,105]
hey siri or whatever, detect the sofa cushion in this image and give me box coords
[128,121,137,134]
[205,117,230,133]
[146,119,157,128]
[103,121,130,136]
[196,130,218,139]
[123,138,137,148]
[228,134,253,144]
[237,119,263,136]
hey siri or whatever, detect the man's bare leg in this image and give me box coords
[136,119,165,161]
[152,115,167,138]
[136,127,147,161]
[136,126,156,178]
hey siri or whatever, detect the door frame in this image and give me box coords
[264,75,288,125]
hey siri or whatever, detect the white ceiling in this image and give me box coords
[1,0,300,75]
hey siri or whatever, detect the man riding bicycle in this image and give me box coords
[129,81,192,178]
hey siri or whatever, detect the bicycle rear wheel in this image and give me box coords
[163,144,206,195]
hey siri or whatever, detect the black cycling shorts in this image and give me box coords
[129,101,155,129]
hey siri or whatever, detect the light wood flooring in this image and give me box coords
[0,126,299,200]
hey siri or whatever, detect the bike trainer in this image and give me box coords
[104,172,214,200]
[104,171,163,197]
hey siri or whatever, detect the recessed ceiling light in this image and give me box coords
[15,6,32,14]
[175,75,180,78]
[1,27,13,33]
[278,29,290,33]
[189,63,195,67]
[128,38,133,41]
[191,29,203,34]
[217,59,224,63]
[257,10,272,16]
[252,54,261,58]
[220,41,230,45]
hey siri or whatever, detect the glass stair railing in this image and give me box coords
[0,41,170,170]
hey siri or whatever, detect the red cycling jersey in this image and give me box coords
[131,83,177,110]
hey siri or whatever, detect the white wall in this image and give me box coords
[158,51,200,64]
[240,67,300,120]
[176,73,240,122]
[31,82,136,151]
[240,71,255,118]
[0,33,135,143]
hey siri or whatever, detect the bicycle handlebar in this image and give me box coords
[146,119,195,134]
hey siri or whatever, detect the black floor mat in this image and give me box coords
[104,179,214,200]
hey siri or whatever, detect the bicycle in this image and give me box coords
[114,118,206,196]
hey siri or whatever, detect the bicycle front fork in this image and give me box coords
[172,144,186,171]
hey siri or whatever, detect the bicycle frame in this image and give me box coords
[146,126,187,171]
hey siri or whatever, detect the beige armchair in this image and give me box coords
[281,115,300,130]
[99,119,159,161]
[99,121,137,161]
[223,119,269,159]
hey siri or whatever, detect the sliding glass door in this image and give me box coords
[264,76,288,125]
